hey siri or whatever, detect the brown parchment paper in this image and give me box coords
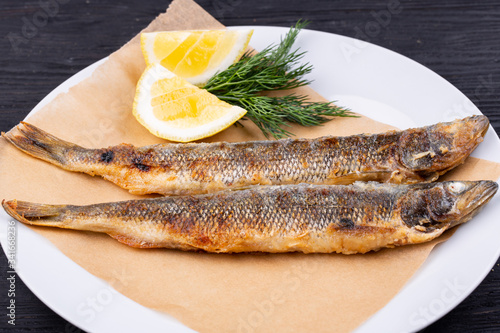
[1,0,500,332]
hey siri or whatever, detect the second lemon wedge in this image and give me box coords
[133,64,247,142]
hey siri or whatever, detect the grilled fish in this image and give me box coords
[3,181,497,254]
[2,116,489,195]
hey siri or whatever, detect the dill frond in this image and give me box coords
[203,21,353,139]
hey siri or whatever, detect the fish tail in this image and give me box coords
[2,199,65,226]
[1,122,80,167]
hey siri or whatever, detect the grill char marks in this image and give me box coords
[100,151,114,163]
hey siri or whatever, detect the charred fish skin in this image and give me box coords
[3,181,497,254]
[2,116,489,195]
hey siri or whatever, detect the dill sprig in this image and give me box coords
[203,21,353,139]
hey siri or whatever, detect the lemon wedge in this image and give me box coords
[141,29,253,86]
[133,64,247,142]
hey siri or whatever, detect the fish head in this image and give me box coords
[397,115,489,181]
[399,180,498,231]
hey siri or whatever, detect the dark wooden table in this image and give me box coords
[0,0,499,332]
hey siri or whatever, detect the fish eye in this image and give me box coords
[447,182,466,194]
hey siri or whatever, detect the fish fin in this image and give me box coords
[109,234,159,248]
[2,199,64,225]
[2,122,80,167]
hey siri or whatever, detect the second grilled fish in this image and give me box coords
[2,116,488,195]
[3,181,497,254]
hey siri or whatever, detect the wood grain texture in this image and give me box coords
[0,0,499,332]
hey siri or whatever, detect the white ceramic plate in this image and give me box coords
[1,26,499,333]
